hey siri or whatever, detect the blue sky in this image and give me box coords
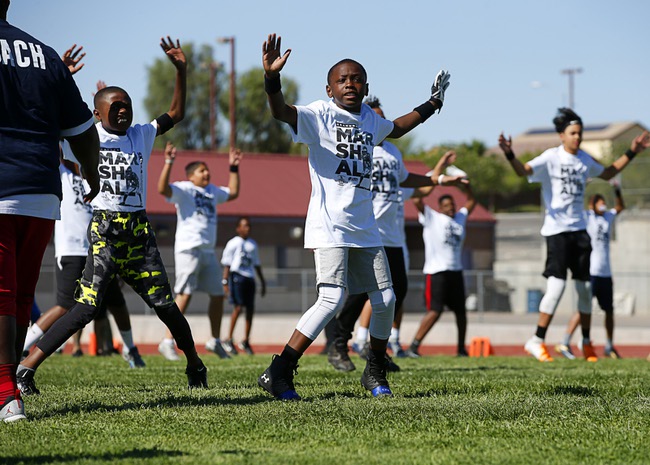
[8,0,650,151]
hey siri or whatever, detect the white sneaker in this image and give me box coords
[205,339,231,359]
[524,337,554,362]
[1,396,26,423]
[158,341,180,361]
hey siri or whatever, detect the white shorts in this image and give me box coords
[314,247,392,295]
[174,249,224,296]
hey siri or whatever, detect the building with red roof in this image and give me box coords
[147,150,496,271]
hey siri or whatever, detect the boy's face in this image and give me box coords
[94,91,133,134]
[439,198,456,217]
[559,124,583,153]
[237,219,251,238]
[326,62,369,113]
[188,163,210,187]
[593,198,607,215]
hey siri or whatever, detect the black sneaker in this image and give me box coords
[71,349,83,358]
[122,346,146,368]
[404,346,421,358]
[385,354,401,372]
[258,355,301,401]
[327,338,356,372]
[16,367,40,396]
[185,362,208,389]
[238,340,254,355]
[457,348,469,357]
[222,339,238,356]
[361,352,392,397]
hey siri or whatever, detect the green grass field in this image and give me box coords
[2,354,649,465]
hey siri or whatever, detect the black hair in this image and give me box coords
[438,194,454,205]
[93,86,130,109]
[364,95,381,109]
[553,107,583,133]
[326,59,367,85]
[185,161,206,177]
[591,193,605,209]
[237,216,251,228]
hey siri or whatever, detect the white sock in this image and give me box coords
[355,326,369,344]
[23,323,44,351]
[532,335,544,344]
[389,327,400,343]
[162,338,175,346]
[120,330,135,349]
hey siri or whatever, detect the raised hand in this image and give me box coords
[631,131,650,155]
[229,147,243,166]
[262,33,291,77]
[61,44,85,75]
[430,69,451,111]
[160,36,186,70]
[440,150,457,167]
[498,132,514,157]
[164,141,176,163]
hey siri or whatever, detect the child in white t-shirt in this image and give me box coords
[18,37,208,395]
[499,108,649,363]
[558,186,625,359]
[221,217,266,355]
[157,142,241,360]
[257,33,465,400]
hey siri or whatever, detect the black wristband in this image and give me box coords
[264,74,282,94]
[229,165,239,173]
[505,152,515,161]
[413,101,436,122]
[155,113,175,135]
[625,149,637,160]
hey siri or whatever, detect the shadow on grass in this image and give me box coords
[30,393,271,420]
[2,448,183,464]
[406,365,522,374]
[551,385,597,396]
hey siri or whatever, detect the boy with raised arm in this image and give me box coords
[17,37,208,396]
[499,108,649,362]
[258,33,464,400]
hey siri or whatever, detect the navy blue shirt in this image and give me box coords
[0,19,93,200]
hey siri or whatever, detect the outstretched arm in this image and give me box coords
[61,44,85,75]
[227,148,242,201]
[157,142,175,198]
[389,69,450,138]
[66,125,100,203]
[599,131,650,180]
[159,36,187,132]
[401,151,467,189]
[412,196,425,214]
[262,33,297,131]
[613,182,625,214]
[463,182,476,214]
[498,133,532,177]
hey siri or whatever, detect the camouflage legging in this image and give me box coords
[75,210,173,310]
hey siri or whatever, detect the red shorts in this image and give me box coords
[0,214,54,326]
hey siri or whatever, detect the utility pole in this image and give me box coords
[561,67,582,109]
[218,36,236,150]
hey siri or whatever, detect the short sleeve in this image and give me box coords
[290,104,321,145]
[398,157,409,184]
[418,205,433,226]
[455,207,469,226]
[213,186,231,205]
[221,240,235,266]
[527,152,550,183]
[167,183,187,203]
[375,117,394,145]
[252,241,261,266]
[584,155,605,178]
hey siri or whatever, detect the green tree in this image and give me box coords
[219,67,299,153]
[145,42,224,150]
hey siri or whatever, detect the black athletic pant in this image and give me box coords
[333,246,408,342]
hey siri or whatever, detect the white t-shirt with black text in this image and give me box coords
[221,236,260,279]
[92,121,157,212]
[419,205,468,275]
[168,181,230,252]
[371,141,410,248]
[54,163,93,258]
[290,100,394,249]
[527,145,604,236]
[586,209,617,277]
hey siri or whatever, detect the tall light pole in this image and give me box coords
[200,61,220,151]
[561,67,582,109]
[218,36,236,150]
